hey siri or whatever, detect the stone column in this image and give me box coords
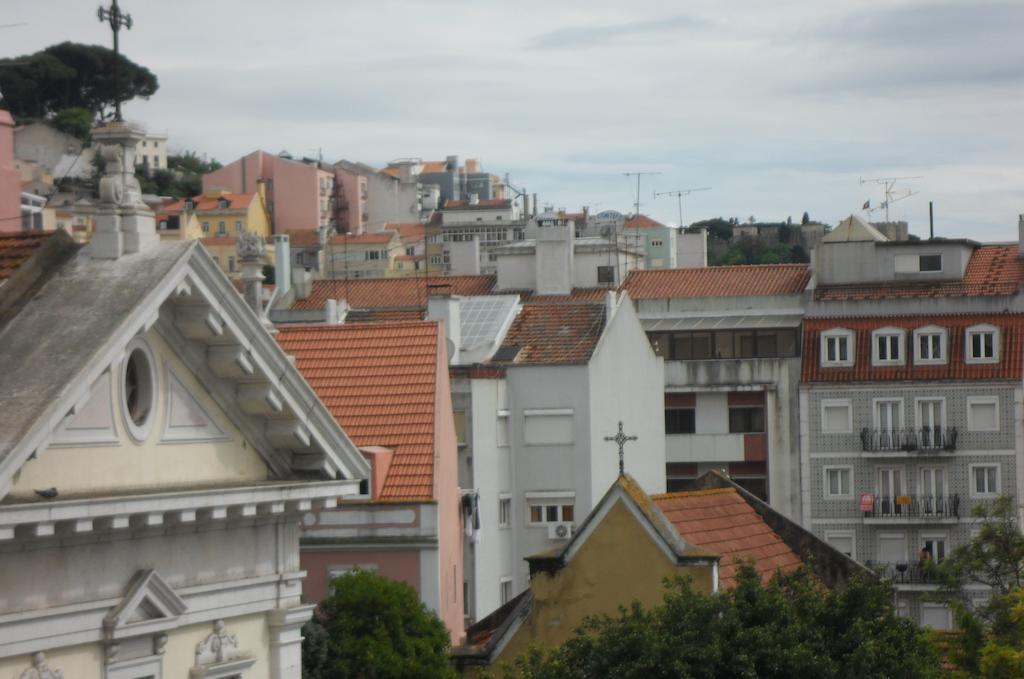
[267,604,315,678]
[91,122,157,258]
[236,231,266,316]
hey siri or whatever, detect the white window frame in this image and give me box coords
[820,328,854,367]
[525,491,576,526]
[965,324,999,364]
[877,530,908,563]
[500,577,513,605]
[823,465,854,499]
[820,399,853,434]
[871,327,905,366]
[120,336,158,444]
[921,603,953,631]
[920,530,949,562]
[969,463,1001,498]
[824,529,856,560]
[105,654,163,679]
[913,325,948,365]
[498,494,511,529]
[919,466,949,500]
[966,396,1000,432]
[914,397,946,432]
[872,397,904,431]
[496,409,510,448]
[875,465,907,498]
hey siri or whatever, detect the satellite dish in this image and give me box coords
[446,338,457,360]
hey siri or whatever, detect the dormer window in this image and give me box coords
[872,328,905,366]
[913,325,947,365]
[821,329,854,367]
[966,324,999,363]
[184,199,195,210]
[217,198,229,209]
[895,253,943,274]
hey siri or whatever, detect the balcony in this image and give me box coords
[863,494,959,522]
[860,427,957,454]
[869,561,939,586]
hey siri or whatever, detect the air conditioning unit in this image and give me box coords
[547,522,574,541]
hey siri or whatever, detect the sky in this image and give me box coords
[4,0,1023,239]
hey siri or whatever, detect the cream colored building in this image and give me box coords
[0,212,368,676]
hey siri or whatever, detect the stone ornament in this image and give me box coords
[236,231,266,260]
[194,620,240,667]
[19,652,63,679]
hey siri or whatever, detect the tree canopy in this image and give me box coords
[0,42,158,121]
[500,563,940,679]
[137,152,222,198]
[302,569,456,679]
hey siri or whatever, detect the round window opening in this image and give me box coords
[124,348,153,428]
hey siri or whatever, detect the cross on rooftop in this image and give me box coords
[604,421,638,476]
[97,0,133,122]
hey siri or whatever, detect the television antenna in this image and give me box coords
[622,171,661,258]
[654,187,711,228]
[859,176,922,221]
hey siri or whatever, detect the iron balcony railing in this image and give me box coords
[860,427,958,453]
[868,561,939,584]
[864,494,959,519]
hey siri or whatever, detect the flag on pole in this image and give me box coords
[862,200,870,210]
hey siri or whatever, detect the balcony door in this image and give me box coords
[877,467,904,516]
[920,467,947,514]
[918,399,944,448]
[875,399,902,449]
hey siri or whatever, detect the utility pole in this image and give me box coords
[97,0,133,122]
[622,171,661,263]
[859,176,922,222]
[654,187,711,228]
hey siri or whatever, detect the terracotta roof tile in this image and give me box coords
[494,302,606,365]
[624,214,667,229]
[623,264,810,300]
[384,223,427,242]
[164,192,255,213]
[802,314,1024,382]
[330,232,395,245]
[285,229,322,247]
[652,488,803,588]
[443,199,511,210]
[275,322,443,500]
[814,244,1024,301]
[0,232,53,281]
[293,275,497,310]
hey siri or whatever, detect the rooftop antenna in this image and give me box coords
[654,187,711,228]
[622,171,661,263]
[859,176,922,222]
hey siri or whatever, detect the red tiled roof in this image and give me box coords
[623,264,811,300]
[653,488,803,588]
[286,229,322,247]
[814,245,1024,301]
[165,192,255,213]
[508,288,610,304]
[346,308,426,323]
[395,255,423,262]
[624,214,667,229]
[495,302,606,365]
[443,199,511,210]
[293,275,497,310]
[802,314,1024,383]
[384,223,427,242]
[0,232,54,281]
[330,232,395,245]
[381,160,449,177]
[275,322,443,500]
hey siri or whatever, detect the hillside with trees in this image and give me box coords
[692,214,825,266]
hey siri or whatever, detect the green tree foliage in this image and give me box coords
[137,152,221,198]
[0,42,158,120]
[934,495,1024,676]
[48,107,94,141]
[303,569,456,679]
[500,564,940,679]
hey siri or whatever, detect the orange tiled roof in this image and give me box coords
[330,232,395,245]
[346,308,426,323]
[495,302,606,365]
[802,314,1024,383]
[286,229,323,247]
[0,232,53,281]
[652,487,803,588]
[624,214,667,229]
[622,264,811,300]
[385,223,426,242]
[443,199,511,210]
[275,322,443,500]
[292,275,497,310]
[165,192,255,213]
[381,160,449,177]
[510,288,609,304]
[814,244,1024,301]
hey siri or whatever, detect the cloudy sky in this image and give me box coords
[5,0,1023,238]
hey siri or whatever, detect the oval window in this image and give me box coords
[121,339,156,441]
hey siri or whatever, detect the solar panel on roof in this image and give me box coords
[460,295,519,349]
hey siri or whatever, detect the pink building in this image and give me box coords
[203,150,364,234]
[275,321,465,643]
[0,111,22,233]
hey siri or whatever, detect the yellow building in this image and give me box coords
[451,475,719,674]
[158,185,271,243]
[322,231,400,279]
[199,236,276,279]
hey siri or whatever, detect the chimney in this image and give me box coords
[292,266,313,300]
[273,234,292,296]
[427,295,461,364]
[522,192,529,220]
[535,214,574,295]
[1019,215,1024,259]
[325,298,349,324]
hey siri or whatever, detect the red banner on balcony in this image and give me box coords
[860,493,874,512]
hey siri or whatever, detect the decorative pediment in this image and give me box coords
[51,372,119,447]
[160,368,228,442]
[104,570,187,640]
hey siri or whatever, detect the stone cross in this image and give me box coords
[97,0,133,121]
[604,421,638,476]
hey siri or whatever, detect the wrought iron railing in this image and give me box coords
[860,427,958,452]
[869,561,939,584]
[864,494,959,519]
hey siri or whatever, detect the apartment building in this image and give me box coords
[800,216,1024,629]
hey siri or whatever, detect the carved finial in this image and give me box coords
[236,230,266,261]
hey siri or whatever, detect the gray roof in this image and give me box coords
[0,241,194,471]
